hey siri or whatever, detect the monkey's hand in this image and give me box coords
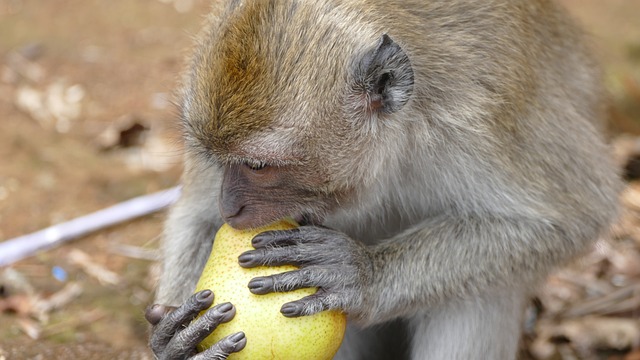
[145,290,247,360]
[238,226,372,318]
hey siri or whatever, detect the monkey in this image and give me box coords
[144,0,621,359]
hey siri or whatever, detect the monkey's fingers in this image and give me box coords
[248,266,336,295]
[253,226,344,249]
[190,332,247,360]
[162,303,237,359]
[238,246,305,268]
[145,304,175,326]
[150,290,214,351]
[280,289,338,317]
[251,228,303,248]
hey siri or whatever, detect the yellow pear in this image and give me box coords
[194,219,347,359]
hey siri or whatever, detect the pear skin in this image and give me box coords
[194,219,347,359]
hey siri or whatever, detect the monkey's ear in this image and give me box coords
[355,34,414,114]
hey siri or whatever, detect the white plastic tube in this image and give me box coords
[0,186,181,267]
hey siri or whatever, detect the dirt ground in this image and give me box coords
[0,1,639,359]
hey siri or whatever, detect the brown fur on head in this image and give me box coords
[180,0,414,228]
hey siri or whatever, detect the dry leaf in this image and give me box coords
[94,114,149,150]
[556,317,639,352]
[68,249,121,286]
[16,318,42,340]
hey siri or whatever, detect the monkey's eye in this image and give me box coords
[244,160,268,171]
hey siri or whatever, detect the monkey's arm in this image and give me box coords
[240,213,604,326]
[155,159,223,306]
[148,160,247,359]
[353,214,590,324]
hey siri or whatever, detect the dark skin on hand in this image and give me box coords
[146,290,246,360]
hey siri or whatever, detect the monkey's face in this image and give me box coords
[218,161,339,229]
[182,1,414,229]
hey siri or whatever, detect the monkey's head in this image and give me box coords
[182,1,414,229]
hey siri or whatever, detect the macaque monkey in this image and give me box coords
[145,0,620,359]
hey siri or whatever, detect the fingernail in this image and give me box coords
[248,277,270,293]
[281,303,300,317]
[252,234,266,246]
[217,302,233,313]
[248,277,263,289]
[238,252,253,264]
[197,289,213,301]
[230,332,245,343]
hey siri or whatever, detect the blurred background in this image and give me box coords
[0,0,639,359]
